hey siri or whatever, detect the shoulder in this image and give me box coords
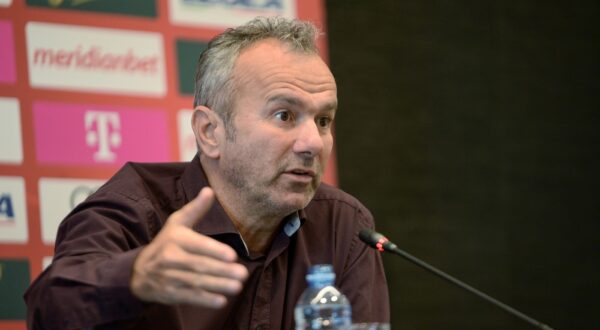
[71,161,191,224]
[298,183,379,278]
[95,161,188,201]
[310,183,373,217]
[304,183,374,228]
[58,161,191,241]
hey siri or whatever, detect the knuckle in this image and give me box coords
[189,261,206,275]
[162,284,180,299]
[166,210,185,225]
[157,245,182,266]
[234,264,248,276]
[165,214,178,226]
[193,274,210,288]
[166,244,182,258]
[222,279,241,293]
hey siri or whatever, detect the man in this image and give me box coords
[25,16,389,329]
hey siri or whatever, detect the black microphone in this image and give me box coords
[359,229,555,330]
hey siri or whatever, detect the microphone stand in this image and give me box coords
[360,229,555,330]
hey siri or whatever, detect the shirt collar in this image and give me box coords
[283,212,302,236]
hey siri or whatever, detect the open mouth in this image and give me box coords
[283,169,316,183]
[288,169,315,177]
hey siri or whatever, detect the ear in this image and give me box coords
[191,105,222,159]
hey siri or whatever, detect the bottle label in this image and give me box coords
[301,305,352,329]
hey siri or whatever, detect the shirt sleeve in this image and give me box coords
[24,189,157,330]
[338,206,391,324]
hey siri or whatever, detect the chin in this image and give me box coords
[291,192,315,209]
[272,193,310,213]
[270,183,318,212]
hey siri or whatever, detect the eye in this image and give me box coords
[274,110,293,122]
[317,116,333,128]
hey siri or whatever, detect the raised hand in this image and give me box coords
[131,187,248,308]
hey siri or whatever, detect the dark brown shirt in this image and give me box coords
[25,157,390,330]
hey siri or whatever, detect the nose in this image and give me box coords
[293,120,324,158]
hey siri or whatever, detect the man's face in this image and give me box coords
[217,39,337,217]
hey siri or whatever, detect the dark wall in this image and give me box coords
[326,1,599,329]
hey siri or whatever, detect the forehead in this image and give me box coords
[232,39,337,100]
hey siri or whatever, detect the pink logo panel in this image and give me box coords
[33,101,170,165]
[0,20,16,83]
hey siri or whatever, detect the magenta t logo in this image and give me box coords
[34,101,170,166]
[84,111,122,162]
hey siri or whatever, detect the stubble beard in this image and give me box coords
[222,156,321,219]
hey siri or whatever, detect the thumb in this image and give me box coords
[169,187,215,228]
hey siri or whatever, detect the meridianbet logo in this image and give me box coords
[27,22,166,96]
[33,46,159,74]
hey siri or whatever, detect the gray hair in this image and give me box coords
[193,16,320,139]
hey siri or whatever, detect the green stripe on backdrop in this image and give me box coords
[176,39,208,96]
[0,259,30,320]
[26,0,157,17]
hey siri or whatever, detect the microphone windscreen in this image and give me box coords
[359,228,382,248]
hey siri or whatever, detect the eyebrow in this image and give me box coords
[267,95,338,112]
[267,95,304,107]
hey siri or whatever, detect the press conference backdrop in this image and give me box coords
[328,1,599,329]
[0,1,330,329]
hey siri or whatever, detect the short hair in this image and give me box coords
[193,16,320,138]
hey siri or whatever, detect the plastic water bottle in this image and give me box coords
[294,264,352,330]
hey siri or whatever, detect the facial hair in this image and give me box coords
[221,151,322,219]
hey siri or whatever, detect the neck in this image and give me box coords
[229,210,282,255]
[201,159,286,254]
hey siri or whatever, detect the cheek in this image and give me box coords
[244,135,289,165]
[255,131,293,151]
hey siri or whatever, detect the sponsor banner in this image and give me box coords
[177,109,197,161]
[0,177,28,244]
[39,177,105,244]
[168,0,296,29]
[26,22,166,97]
[176,39,207,95]
[0,97,23,164]
[26,0,157,17]
[0,259,30,320]
[33,101,171,166]
[0,21,16,84]
[0,0,11,8]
